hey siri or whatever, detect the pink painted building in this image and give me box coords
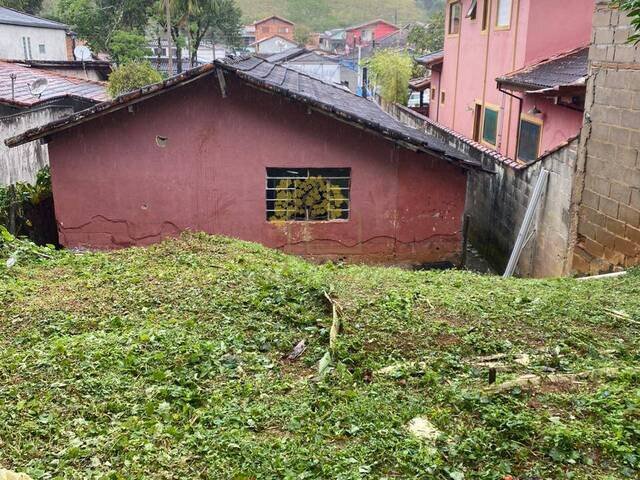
[424,0,594,163]
[345,20,399,48]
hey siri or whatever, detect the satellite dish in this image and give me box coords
[74,45,92,61]
[28,78,49,98]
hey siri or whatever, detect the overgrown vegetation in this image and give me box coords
[1,233,638,478]
[107,61,163,97]
[0,0,42,13]
[613,0,640,43]
[408,11,445,54]
[367,49,414,103]
[0,168,52,238]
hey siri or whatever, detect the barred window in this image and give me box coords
[266,168,351,221]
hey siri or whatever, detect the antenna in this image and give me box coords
[28,78,48,99]
[73,45,92,62]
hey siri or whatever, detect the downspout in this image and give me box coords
[451,8,464,129]
[504,0,522,156]
[499,85,523,159]
[436,69,442,122]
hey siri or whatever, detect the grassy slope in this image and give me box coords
[1,234,639,479]
[237,0,435,31]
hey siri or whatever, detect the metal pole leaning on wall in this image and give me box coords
[503,169,550,278]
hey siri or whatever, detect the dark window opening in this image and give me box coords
[481,0,490,30]
[518,118,542,162]
[483,106,498,145]
[448,2,461,34]
[467,0,478,19]
[473,103,482,142]
[266,168,351,221]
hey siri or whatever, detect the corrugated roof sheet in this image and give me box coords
[0,60,107,107]
[497,46,589,91]
[0,6,67,30]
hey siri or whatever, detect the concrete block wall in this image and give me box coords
[383,101,578,277]
[571,2,640,273]
[0,106,73,186]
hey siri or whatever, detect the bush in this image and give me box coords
[107,61,163,98]
[0,167,52,237]
[367,50,414,104]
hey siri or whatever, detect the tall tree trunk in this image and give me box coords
[165,0,173,76]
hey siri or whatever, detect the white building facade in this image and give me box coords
[0,7,69,61]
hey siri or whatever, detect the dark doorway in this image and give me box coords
[472,103,482,142]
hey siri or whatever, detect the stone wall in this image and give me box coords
[571,2,640,273]
[0,106,73,186]
[384,101,578,277]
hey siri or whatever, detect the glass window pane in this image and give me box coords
[449,3,461,34]
[497,0,512,27]
[518,119,542,162]
[483,107,498,145]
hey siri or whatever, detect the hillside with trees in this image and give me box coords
[236,0,444,32]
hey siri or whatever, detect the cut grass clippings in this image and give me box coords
[1,233,639,479]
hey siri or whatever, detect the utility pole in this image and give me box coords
[165,0,173,75]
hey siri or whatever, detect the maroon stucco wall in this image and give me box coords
[48,75,467,264]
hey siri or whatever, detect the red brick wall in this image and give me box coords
[47,75,468,265]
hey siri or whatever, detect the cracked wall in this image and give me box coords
[571,2,640,274]
[46,75,468,265]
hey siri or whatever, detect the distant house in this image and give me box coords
[265,49,356,91]
[345,19,399,49]
[254,15,295,43]
[319,29,347,53]
[241,25,256,48]
[251,35,298,55]
[0,6,70,61]
[7,57,480,265]
[0,60,107,186]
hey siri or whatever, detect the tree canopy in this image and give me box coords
[52,0,155,54]
[0,0,42,14]
[408,11,444,54]
[613,0,640,43]
[107,61,163,97]
[367,49,414,104]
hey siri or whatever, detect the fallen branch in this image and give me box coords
[485,367,634,394]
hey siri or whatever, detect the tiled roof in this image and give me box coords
[497,46,589,91]
[0,6,67,30]
[217,56,477,168]
[6,57,481,170]
[263,47,308,63]
[0,60,107,107]
[416,50,444,67]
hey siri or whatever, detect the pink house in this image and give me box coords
[345,19,399,48]
[424,0,594,163]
